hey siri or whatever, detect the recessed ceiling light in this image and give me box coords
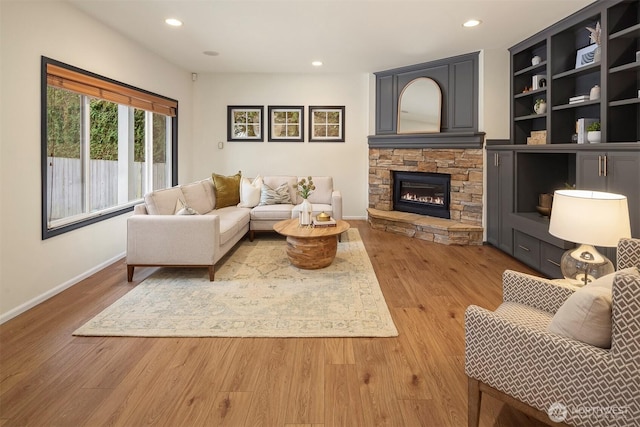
[312,61,323,67]
[165,18,183,27]
[203,51,220,57]
[463,19,481,28]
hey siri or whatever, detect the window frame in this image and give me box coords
[41,57,178,239]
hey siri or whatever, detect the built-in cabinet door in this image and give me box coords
[486,150,513,254]
[577,151,640,237]
[376,74,396,134]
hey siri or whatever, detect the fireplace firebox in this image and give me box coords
[393,171,451,219]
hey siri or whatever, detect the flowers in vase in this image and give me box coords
[297,176,315,199]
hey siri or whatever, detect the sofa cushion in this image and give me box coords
[209,207,251,245]
[238,175,263,208]
[547,268,638,348]
[144,186,184,215]
[251,204,294,221]
[174,199,200,215]
[298,176,333,205]
[212,171,241,209]
[180,179,215,214]
[259,182,293,205]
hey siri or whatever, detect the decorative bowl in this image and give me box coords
[536,205,551,217]
[316,212,331,221]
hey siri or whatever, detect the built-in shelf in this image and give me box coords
[610,61,640,74]
[514,61,547,76]
[552,100,600,110]
[610,98,640,107]
[609,22,640,39]
[514,88,546,99]
[552,62,600,80]
[515,113,545,121]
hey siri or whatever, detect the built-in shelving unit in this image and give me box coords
[488,0,640,277]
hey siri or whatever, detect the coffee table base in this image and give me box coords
[285,235,338,269]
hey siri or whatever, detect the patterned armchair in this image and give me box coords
[465,238,640,427]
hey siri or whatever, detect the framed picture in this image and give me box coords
[308,106,345,142]
[227,106,264,141]
[268,106,304,142]
[575,44,598,69]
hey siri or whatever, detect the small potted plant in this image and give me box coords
[534,98,547,114]
[587,121,601,143]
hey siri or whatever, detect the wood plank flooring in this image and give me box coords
[0,221,549,426]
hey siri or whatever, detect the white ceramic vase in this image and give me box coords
[299,198,313,225]
[534,101,547,114]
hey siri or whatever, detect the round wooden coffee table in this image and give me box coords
[273,218,350,269]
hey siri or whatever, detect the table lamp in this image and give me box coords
[549,189,631,286]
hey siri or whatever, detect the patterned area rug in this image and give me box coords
[74,229,398,337]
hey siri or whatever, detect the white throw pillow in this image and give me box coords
[259,182,293,205]
[547,267,639,348]
[238,175,263,208]
[174,198,200,215]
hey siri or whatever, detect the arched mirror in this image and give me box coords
[397,77,442,134]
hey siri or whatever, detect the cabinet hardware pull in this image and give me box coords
[603,155,607,177]
[546,259,561,267]
[518,245,530,252]
[495,153,499,167]
[598,155,602,176]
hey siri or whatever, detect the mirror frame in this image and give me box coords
[397,77,442,134]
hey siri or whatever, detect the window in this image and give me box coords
[42,57,178,239]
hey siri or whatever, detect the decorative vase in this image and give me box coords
[587,130,601,143]
[590,84,600,100]
[532,56,541,65]
[299,198,313,225]
[534,101,547,114]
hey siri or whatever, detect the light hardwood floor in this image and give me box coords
[0,221,549,426]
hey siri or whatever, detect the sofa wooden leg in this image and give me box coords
[468,377,481,427]
[249,230,255,242]
[208,266,215,281]
[127,265,134,282]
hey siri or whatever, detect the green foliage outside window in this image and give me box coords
[47,86,167,162]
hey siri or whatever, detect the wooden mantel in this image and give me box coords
[367,132,485,149]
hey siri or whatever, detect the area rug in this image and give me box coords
[73,229,398,337]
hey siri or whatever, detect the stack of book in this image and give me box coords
[576,118,598,144]
[569,95,590,104]
[527,130,547,145]
[312,217,336,227]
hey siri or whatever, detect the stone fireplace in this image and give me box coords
[368,147,483,245]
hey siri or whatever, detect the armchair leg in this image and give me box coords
[127,265,134,282]
[208,266,215,281]
[249,230,255,241]
[468,377,481,427]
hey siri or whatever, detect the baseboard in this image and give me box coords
[0,252,125,324]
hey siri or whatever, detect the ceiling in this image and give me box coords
[68,0,594,74]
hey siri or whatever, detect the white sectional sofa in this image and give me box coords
[126,175,342,281]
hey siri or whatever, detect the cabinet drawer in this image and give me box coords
[514,231,540,269]
[539,241,565,279]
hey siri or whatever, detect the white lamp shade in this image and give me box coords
[549,190,631,247]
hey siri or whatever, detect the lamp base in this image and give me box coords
[560,244,614,287]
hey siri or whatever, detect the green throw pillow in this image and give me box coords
[212,171,241,209]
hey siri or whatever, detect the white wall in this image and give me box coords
[0,1,193,321]
[479,49,511,140]
[191,73,370,218]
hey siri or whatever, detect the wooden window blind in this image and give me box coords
[46,62,177,117]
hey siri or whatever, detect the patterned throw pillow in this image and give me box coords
[174,199,199,215]
[212,171,241,209]
[259,182,293,205]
